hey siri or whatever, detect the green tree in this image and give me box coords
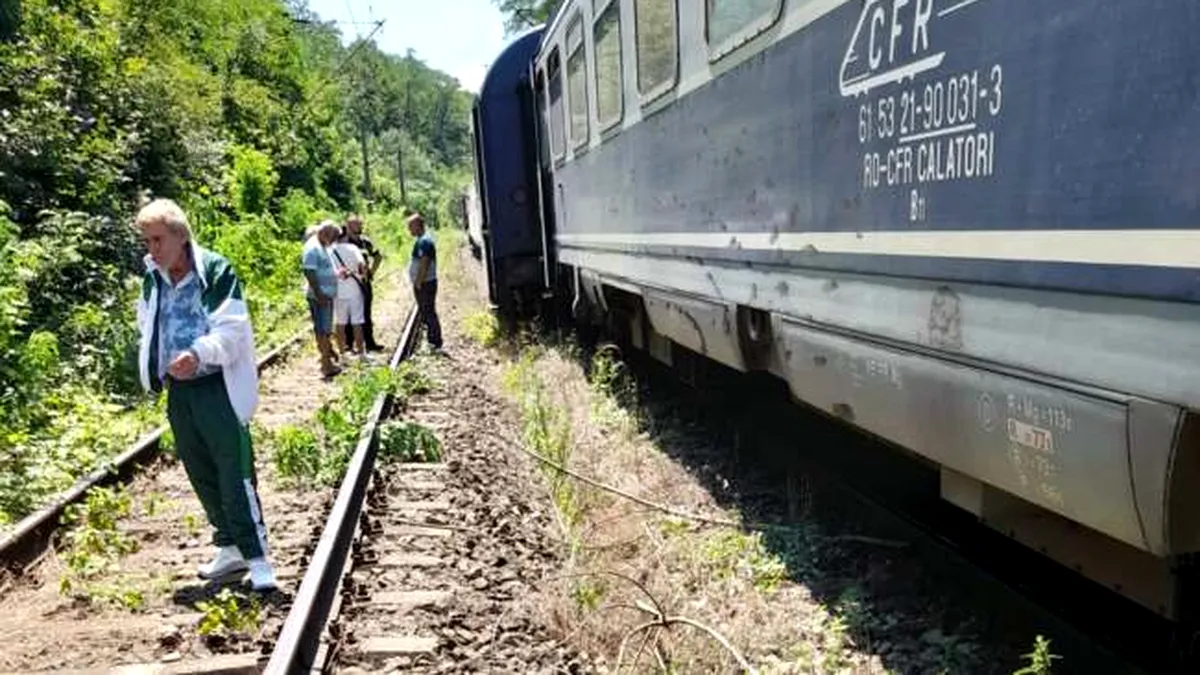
[0,0,480,526]
[493,0,561,34]
[227,145,280,215]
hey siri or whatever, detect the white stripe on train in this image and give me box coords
[556,230,1200,269]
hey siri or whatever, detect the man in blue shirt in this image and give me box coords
[302,221,342,377]
[407,212,443,352]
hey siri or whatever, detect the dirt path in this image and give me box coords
[330,330,583,673]
[0,265,413,673]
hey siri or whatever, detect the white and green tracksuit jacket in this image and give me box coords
[136,240,260,423]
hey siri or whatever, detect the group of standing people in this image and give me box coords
[301,215,384,377]
[301,211,442,378]
[130,198,444,595]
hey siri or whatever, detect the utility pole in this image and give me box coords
[400,65,412,206]
[435,87,449,163]
[359,126,372,201]
[397,142,407,205]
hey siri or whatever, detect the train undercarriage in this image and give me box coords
[531,258,1200,669]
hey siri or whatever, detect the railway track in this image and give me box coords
[0,247,577,673]
[265,307,421,674]
[0,270,415,672]
[267,302,578,674]
[0,328,307,573]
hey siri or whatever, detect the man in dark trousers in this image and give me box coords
[407,212,443,353]
[342,214,384,351]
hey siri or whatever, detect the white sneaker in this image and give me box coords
[247,557,278,591]
[198,545,247,579]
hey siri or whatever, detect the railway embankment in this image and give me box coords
[447,232,1134,674]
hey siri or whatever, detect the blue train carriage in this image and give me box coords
[523,0,1200,626]
[471,25,553,316]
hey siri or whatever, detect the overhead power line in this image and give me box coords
[344,0,360,37]
[296,19,386,118]
[290,18,379,26]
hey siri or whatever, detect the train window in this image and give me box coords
[593,1,623,130]
[567,16,590,150]
[547,49,566,161]
[634,0,677,98]
[706,0,782,57]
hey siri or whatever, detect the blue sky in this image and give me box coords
[306,0,511,92]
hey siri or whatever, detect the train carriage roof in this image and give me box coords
[478,24,546,101]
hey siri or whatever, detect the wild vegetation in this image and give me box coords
[57,484,145,609]
[0,0,474,526]
[378,419,442,463]
[196,588,263,640]
[464,301,1065,672]
[262,358,435,488]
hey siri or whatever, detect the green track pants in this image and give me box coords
[166,372,269,560]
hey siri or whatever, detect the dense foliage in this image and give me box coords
[0,0,474,525]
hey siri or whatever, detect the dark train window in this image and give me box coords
[567,16,590,149]
[634,0,677,98]
[593,1,623,130]
[547,49,565,161]
[706,0,782,55]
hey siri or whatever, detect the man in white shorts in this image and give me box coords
[330,227,368,359]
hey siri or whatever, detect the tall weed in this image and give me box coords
[58,485,142,609]
[269,360,435,488]
[504,351,579,527]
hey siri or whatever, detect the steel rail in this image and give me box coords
[264,307,420,675]
[0,328,309,572]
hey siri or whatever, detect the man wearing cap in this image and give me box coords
[407,212,442,352]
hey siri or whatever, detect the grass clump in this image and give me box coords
[196,588,262,637]
[269,424,322,482]
[463,309,500,347]
[141,491,172,517]
[586,344,639,434]
[182,512,203,538]
[700,529,788,593]
[1013,635,1060,675]
[78,581,146,611]
[57,485,143,609]
[570,576,606,612]
[393,360,434,403]
[267,359,435,488]
[379,421,441,463]
[504,350,579,527]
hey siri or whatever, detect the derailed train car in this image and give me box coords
[469,25,548,314]
[472,0,1200,633]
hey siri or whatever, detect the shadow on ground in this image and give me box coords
[171,576,290,607]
